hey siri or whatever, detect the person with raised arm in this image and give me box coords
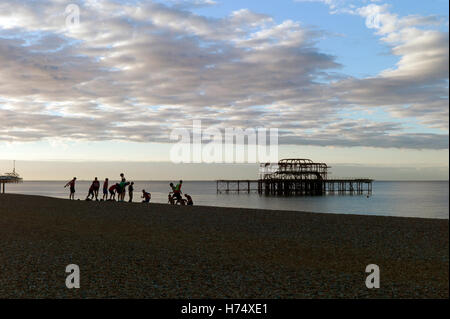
[170,180,183,203]
[64,177,77,200]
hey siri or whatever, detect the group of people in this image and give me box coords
[64,173,149,203]
[64,175,193,206]
[103,174,136,202]
[168,180,193,206]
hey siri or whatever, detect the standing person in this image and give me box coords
[128,182,134,203]
[175,180,183,195]
[171,180,183,203]
[64,177,77,200]
[116,183,122,201]
[185,194,193,206]
[102,178,109,201]
[92,177,100,201]
[142,189,151,203]
[120,173,126,201]
[169,183,179,203]
[117,182,124,201]
[118,181,129,202]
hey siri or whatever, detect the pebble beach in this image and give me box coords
[0,193,448,298]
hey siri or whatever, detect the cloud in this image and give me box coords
[0,0,448,149]
[169,0,218,9]
[342,4,449,131]
[293,0,358,14]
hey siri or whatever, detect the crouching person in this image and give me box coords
[142,190,151,203]
[185,194,193,206]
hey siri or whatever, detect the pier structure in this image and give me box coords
[216,158,373,196]
[0,161,23,193]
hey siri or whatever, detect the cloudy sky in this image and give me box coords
[0,0,448,180]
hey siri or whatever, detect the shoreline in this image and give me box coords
[10,179,450,182]
[5,191,450,220]
[4,192,450,221]
[0,193,448,298]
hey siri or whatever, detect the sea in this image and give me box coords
[4,181,449,219]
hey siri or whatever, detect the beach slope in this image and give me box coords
[0,194,448,298]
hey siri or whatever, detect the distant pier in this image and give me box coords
[0,161,23,193]
[216,159,373,196]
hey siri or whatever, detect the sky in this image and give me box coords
[0,0,448,180]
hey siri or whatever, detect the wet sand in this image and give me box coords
[0,193,448,298]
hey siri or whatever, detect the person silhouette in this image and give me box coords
[64,177,77,200]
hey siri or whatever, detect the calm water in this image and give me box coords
[4,181,449,219]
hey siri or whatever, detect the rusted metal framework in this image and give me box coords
[260,158,329,180]
[217,158,373,196]
[216,180,258,194]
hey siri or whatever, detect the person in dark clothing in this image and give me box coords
[128,182,134,203]
[168,194,175,205]
[185,194,193,206]
[102,178,109,201]
[64,177,76,200]
[86,184,95,201]
[92,177,100,201]
[142,190,151,203]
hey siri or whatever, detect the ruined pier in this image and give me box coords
[0,161,23,194]
[216,159,373,196]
